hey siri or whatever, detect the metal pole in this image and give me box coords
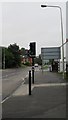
[32,57,34,66]
[32,67,34,84]
[29,70,31,95]
[41,5,65,79]
[41,55,43,73]
[59,7,64,79]
[32,57,34,84]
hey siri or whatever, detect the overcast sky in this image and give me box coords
[1,1,66,55]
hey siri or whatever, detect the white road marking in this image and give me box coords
[1,96,11,104]
[21,78,24,81]
[34,83,67,87]
[25,74,29,78]
[12,84,34,96]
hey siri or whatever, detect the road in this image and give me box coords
[2,67,31,100]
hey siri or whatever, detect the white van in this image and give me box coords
[34,63,38,67]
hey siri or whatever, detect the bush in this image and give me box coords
[24,62,30,66]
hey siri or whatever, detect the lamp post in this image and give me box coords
[41,4,64,79]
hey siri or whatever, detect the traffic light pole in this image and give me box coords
[32,57,34,66]
[32,57,34,84]
[29,42,36,84]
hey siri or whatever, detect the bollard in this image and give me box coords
[32,66,34,84]
[29,70,31,95]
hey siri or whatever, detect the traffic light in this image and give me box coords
[30,42,36,56]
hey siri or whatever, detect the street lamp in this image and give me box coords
[41,4,64,79]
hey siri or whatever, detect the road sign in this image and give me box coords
[41,47,61,60]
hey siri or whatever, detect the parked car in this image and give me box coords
[34,63,38,67]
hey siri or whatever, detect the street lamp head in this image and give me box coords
[41,5,47,8]
[41,5,61,9]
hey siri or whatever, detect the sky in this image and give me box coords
[0,1,66,56]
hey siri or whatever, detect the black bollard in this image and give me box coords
[32,69,34,84]
[29,70,31,95]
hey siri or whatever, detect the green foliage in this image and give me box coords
[5,48,14,68]
[43,65,48,69]
[2,43,22,69]
[8,43,21,67]
[24,62,30,66]
[2,48,4,69]
[34,54,42,65]
[20,48,26,56]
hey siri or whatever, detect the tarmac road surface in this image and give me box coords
[2,67,31,100]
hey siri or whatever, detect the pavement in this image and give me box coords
[2,70,67,119]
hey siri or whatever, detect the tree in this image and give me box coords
[20,48,26,56]
[2,47,4,69]
[34,54,42,65]
[5,48,14,68]
[8,43,21,67]
[2,47,14,68]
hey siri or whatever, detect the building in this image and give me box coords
[20,49,32,65]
